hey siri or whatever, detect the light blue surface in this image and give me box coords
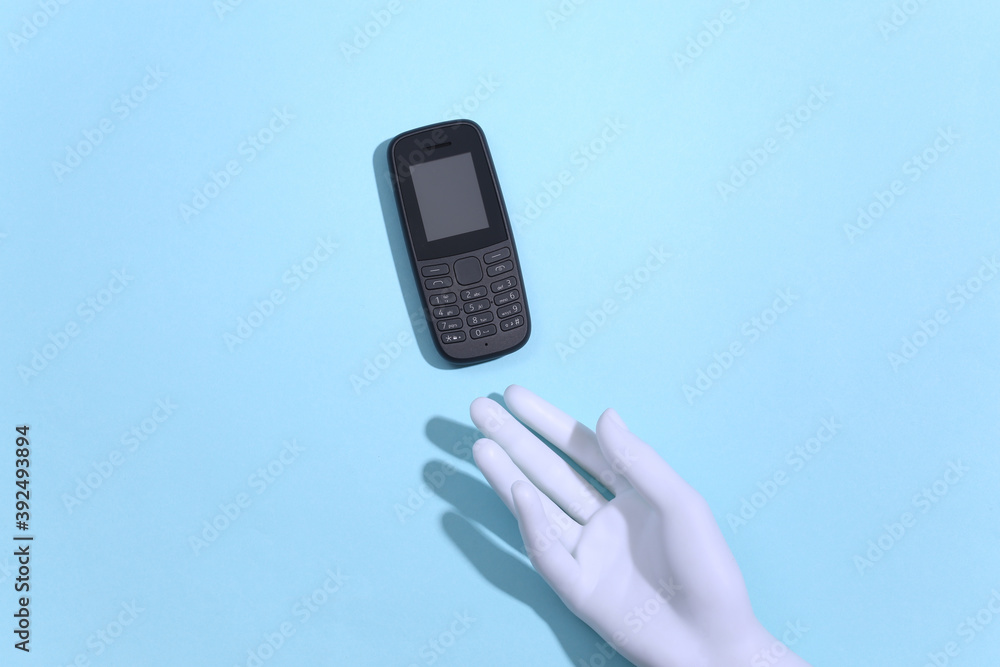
[2,1,998,665]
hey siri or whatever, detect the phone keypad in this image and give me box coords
[461,286,488,301]
[467,312,493,326]
[470,324,497,339]
[429,292,456,306]
[426,245,526,349]
[433,305,460,319]
[500,315,524,331]
[490,276,517,293]
[493,290,518,307]
[497,302,521,319]
[463,298,491,314]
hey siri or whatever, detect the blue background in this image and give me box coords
[2,1,998,665]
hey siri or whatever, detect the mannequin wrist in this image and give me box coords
[713,620,811,667]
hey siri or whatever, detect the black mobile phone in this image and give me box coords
[388,120,530,364]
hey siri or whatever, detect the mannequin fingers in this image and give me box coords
[511,480,583,608]
[595,409,695,515]
[503,384,629,495]
[473,439,582,551]
[470,397,606,522]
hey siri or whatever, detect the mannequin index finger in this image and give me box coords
[503,384,629,495]
[470,397,606,522]
[473,438,582,552]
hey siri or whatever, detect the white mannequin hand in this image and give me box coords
[470,386,811,667]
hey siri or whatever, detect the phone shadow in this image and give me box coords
[371,139,455,370]
[424,415,633,666]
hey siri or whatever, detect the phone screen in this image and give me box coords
[409,152,490,242]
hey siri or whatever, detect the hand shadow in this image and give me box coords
[425,415,634,666]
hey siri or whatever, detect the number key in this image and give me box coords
[497,302,522,319]
[467,312,494,326]
[429,292,457,306]
[470,324,497,339]
[461,286,488,301]
[490,276,517,293]
[433,305,460,319]
[463,298,491,314]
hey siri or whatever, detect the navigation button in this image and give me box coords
[454,257,484,285]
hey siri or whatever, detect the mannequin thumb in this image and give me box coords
[596,409,688,513]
